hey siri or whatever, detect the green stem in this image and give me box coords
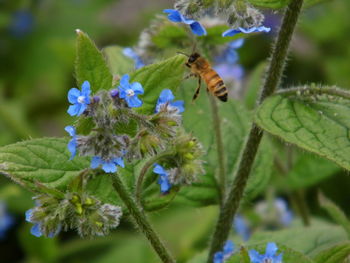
[206,0,304,261]
[112,174,175,263]
[209,95,226,203]
[135,151,174,207]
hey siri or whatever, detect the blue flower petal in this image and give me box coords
[223,240,234,256]
[222,26,271,37]
[81,81,91,96]
[113,157,125,168]
[189,21,207,36]
[234,214,250,241]
[30,223,42,237]
[120,74,130,88]
[163,9,183,22]
[25,209,33,222]
[102,161,117,173]
[229,38,245,49]
[64,125,76,137]
[91,156,103,169]
[248,249,262,263]
[67,88,80,104]
[274,253,283,263]
[159,89,175,103]
[158,175,171,193]
[77,103,87,116]
[127,95,143,108]
[67,104,81,116]
[170,100,185,113]
[131,82,144,95]
[123,48,145,69]
[153,164,167,175]
[67,139,77,160]
[213,251,224,263]
[265,242,278,257]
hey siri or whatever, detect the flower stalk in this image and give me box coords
[111,174,175,263]
[207,0,305,261]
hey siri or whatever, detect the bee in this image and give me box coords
[179,52,228,102]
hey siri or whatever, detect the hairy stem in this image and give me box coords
[209,95,226,203]
[112,174,175,263]
[207,0,304,261]
[135,151,174,206]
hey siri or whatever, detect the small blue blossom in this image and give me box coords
[0,202,14,239]
[215,39,245,65]
[213,240,235,263]
[153,164,171,193]
[25,209,42,237]
[233,214,250,241]
[163,9,207,36]
[275,198,293,226]
[118,74,144,108]
[222,26,271,37]
[249,242,283,263]
[65,126,77,160]
[67,81,91,116]
[10,10,34,37]
[91,156,125,173]
[123,48,145,69]
[155,89,185,113]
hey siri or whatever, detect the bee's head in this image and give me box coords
[188,53,201,64]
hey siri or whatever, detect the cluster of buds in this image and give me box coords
[25,178,122,238]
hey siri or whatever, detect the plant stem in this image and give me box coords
[112,174,175,263]
[135,151,174,207]
[209,95,226,203]
[206,0,304,261]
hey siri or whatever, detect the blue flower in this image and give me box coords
[222,26,271,37]
[214,64,244,81]
[67,81,91,116]
[91,156,125,173]
[155,89,185,113]
[163,9,207,36]
[123,48,145,69]
[153,164,171,193]
[118,74,144,108]
[65,126,77,160]
[25,209,42,237]
[213,240,235,263]
[10,10,34,37]
[233,214,250,241]
[249,242,282,263]
[275,198,293,226]
[215,39,244,65]
[0,202,14,239]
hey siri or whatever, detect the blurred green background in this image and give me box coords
[1,0,350,262]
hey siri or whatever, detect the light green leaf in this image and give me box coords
[313,242,350,263]
[75,30,113,92]
[250,219,348,257]
[103,45,135,76]
[255,86,350,171]
[247,0,289,9]
[319,192,350,239]
[0,137,89,192]
[130,55,187,115]
[176,82,273,207]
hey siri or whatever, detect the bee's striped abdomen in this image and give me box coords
[202,69,228,102]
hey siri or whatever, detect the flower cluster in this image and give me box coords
[249,243,283,263]
[213,240,235,263]
[25,179,122,238]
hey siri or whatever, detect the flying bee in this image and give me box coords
[179,52,228,102]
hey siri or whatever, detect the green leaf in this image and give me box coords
[103,45,135,76]
[75,30,113,92]
[176,82,273,207]
[280,151,340,190]
[319,192,350,239]
[0,137,89,192]
[152,24,189,49]
[247,0,290,9]
[250,219,348,257]
[129,55,187,115]
[255,86,350,171]
[313,242,350,263]
[244,62,266,110]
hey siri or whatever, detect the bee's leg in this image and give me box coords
[192,77,202,102]
[183,73,196,80]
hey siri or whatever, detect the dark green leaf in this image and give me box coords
[255,86,350,171]
[75,30,113,92]
[313,242,350,263]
